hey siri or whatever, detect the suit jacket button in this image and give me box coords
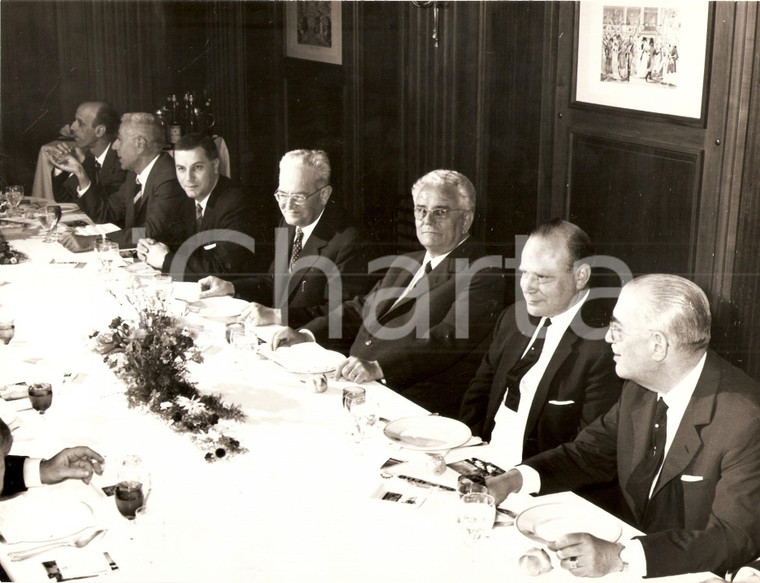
[365,340,372,346]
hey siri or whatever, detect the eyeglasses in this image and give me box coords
[413,206,467,221]
[273,185,326,205]
[608,321,653,342]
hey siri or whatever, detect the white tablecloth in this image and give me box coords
[0,238,711,583]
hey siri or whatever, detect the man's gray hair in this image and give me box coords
[411,169,476,213]
[626,274,711,353]
[121,112,165,152]
[279,149,331,188]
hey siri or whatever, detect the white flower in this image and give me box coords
[159,401,173,410]
[176,395,208,415]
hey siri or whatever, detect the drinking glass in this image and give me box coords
[458,492,495,541]
[37,210,57,243]
[225,321,245,346]
[150,274,173,307]
[3,186,23,217]
[0,317,14,345]
[457,474,488,498]
[95,240,119,273]
[46,205,62,241]
[342,386,376,442]
[115,455,151,520]
[28,383,53,415]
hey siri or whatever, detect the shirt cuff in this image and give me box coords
[298,328,316,342]
[23,458,43,488]
[733,567,760,582]
[620,538,647,578]
[273,309,282,326]
[76,183,90,197]
[53,168,63,177]
[515,465,541,494]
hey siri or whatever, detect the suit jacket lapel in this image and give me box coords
[124,175,137,229]
[650,355,718,499]
[621,388,657,517]
[523,327,578,440]
[377,253,426,321]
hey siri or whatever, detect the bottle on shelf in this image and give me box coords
[169,94,182,145]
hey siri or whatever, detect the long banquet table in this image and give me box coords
[0,221,712,582]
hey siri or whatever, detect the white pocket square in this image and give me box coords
[548,400,575,406]
[680,475,703,482]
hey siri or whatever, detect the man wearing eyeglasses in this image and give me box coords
[270,169,505,418]
[198,149,369,328]
[486,275,760,579]
[459,219,622,501]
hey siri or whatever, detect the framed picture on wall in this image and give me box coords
[285,1,342,65]
[573,1,711,120]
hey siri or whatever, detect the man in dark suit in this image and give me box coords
[487,274,760,579]
[0,418,104,497]
[272,169,504,418]
[197,149,369,329]
[459,219,622,469]
[57,112,186,251]
[135,133,259,282]
[45,101,126,204]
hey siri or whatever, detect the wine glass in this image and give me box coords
[28,383,53,414]
[225,321,245,345]
[115,455,151,520]
[45,205,62,241]
[37,210,57,243]
[230,324,259,367]
[457,474,488,498]
[458,492,495,542]
[95,240,119,273]
[3,186,23,217]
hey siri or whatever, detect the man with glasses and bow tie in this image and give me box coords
[270,169,504,418]
[58,112,185,251]
[134,133,259,281]
[459,219,622,501]
[198,149,370,328]
[487,274,760,579]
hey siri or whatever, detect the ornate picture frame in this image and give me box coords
[285,1,342,65]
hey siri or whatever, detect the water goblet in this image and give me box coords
[150,274,173,307]
[115,455,151,520]
[95,240,119,273]
[225,321,245,345]
[230,324,259,366]
[28,383,53,415]
[458,492,496,542]
[37,210,57,243]
[0,317,14,345]
[45,204,62,240]
[457,474,488,498]
[3,186,23,217]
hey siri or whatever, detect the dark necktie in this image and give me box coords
[627,397,668,524]
[195,202,203,232]
[133,178,143,203]
[93,159,101,186]
[290,227,303,270]
[503,318,552,411]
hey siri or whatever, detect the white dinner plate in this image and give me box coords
[56,202,80,213]
[264,342,346,374]
[125,262,159,276]
[191,296,249,319]
[515,502,622,545]
[383,416,472,451]
[0,499,95,544]
[173,281,201,303]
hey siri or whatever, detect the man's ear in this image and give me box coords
[650,330,669,362]
[94,125,106,139]
[134,136,147,153]
[320,185,332,205]
[574,263,591,290]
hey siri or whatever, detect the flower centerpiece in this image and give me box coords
[90,289,246,461]
[0,233,28,265]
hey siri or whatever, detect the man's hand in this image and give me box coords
[199,276,234,299]
[239,303,280,326]
[136,238,169,269]
[548,533,624,578]
[485,468,524,505]
[271,327,312,351]
[334,357,383,383]
[40,446,105,485]
[44,148,90,191]
[60,232,97,253]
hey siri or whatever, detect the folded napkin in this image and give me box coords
[55,550,113,580]
[73,223,119,237]
[0,497,95,544]
[264,343,346,374]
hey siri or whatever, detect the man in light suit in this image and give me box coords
[197,149,370,329]
[459,219,622,470]
[45,101,126,204]
[0,419,104,498]
[272,169,504,418]
[57,112,185,250]
[488,274,760,579]
[135,133,259,282]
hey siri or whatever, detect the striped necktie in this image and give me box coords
[290,228,303,271]
[195,202,203,232]
[133,178,143,203]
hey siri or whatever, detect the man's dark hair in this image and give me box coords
[93,102,120,138]
[530,217,593,268]
[174,133,219,160]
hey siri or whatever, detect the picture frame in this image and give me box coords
[573,1,711,120]
[285,1,342,65]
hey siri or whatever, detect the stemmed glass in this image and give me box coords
[458,492,496,542]
[95,240,119,273]
[229,323,259,367]
[37,210,57,243]
[28,383,53,414]
[46,204,62,241]
[115,455,152,521]
[3,186,23,217]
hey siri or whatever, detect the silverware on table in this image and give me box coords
[7,529,106,561]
